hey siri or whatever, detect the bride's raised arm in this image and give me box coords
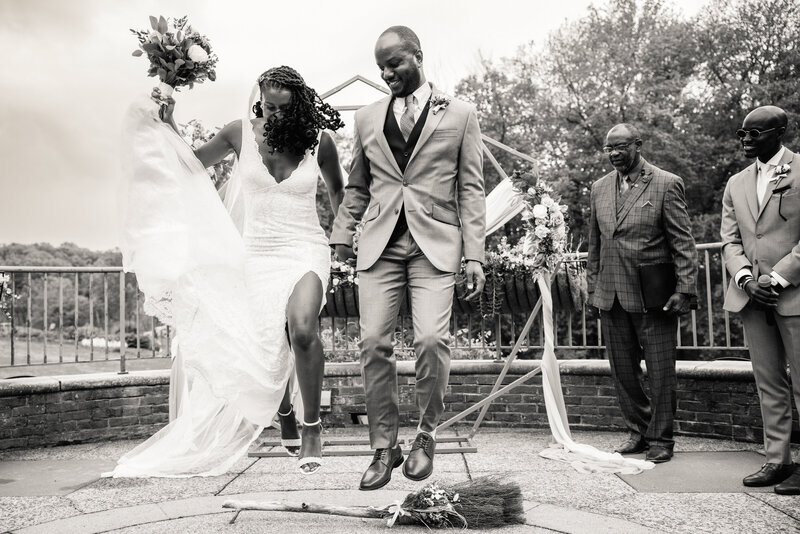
[158,96,243,169]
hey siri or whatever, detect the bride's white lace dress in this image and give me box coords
[109,92,328,477]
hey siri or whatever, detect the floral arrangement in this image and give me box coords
[180,119,233,189]
[329,258,357,293]
[130,15,218,103]
[510,169,569,278]
[775,163,791,178]
[0,273,19,321]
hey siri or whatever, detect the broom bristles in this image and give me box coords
[447,476,526,529]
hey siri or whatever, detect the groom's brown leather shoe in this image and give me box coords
[743,463,795,487]
[403,432,436,481]
[359,445,403,491]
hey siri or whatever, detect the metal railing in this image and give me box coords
[0,242,747,374]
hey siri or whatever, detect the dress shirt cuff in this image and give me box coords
[734,268,753,289]
[770,271,791,288]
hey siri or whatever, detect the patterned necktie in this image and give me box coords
[399,94,416,141]
[619,175,632,195]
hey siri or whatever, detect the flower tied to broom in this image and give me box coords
[222,477,525,529]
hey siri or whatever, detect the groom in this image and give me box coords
[331,26,486,490]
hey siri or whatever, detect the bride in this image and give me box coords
[112,66,345,477]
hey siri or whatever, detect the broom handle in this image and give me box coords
[223,500,386,519]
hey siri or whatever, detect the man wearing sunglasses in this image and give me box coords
[587,123,697,464]
[720,105,800,495]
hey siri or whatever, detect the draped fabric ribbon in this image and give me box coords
[534,275,654,474]
[483,181,652,474]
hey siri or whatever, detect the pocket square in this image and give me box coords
[640,200,653,207]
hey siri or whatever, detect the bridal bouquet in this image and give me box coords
[131,15,218,103]
[510,170,569,277]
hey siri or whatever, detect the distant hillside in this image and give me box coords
[0,243,121,267]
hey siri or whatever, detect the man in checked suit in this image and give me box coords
[330,26,486,490]
[721,106,800,494]
[587,123,697,463]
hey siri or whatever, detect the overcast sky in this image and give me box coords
[0,0,708,251]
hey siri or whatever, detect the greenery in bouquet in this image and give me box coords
[131,15,218,98]
[510,169,570,278]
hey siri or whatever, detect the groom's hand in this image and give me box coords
[464,260,485,301]
[334,244,356,262]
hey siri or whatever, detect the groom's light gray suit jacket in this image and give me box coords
[330,85,485,273]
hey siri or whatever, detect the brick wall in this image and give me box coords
[0,360,786,450]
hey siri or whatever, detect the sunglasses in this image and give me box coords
[736,127,779,139]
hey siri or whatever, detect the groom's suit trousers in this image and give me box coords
[357,230,455,449]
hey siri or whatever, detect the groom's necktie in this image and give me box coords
[399,95,417,141]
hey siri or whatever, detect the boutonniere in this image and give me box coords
[430,95,450,115]
[774,164,791,178]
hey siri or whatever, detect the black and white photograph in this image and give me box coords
[1,0,799,532]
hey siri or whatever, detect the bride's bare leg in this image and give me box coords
[286,272,325,472]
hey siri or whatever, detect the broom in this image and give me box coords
[222,476,525,529]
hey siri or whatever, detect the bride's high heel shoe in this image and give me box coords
[298,419,323,475]
[278,405,301,457]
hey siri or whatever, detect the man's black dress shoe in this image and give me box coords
[645,445,673,463]
[360,445,403,491]
[742,463,795,487]
[774,465,800,495]
[403,432,436,481]
[614,436,648,455]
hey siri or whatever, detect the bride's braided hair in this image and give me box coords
[253,66,344,155]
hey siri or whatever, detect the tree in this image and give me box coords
[456,0,800,247]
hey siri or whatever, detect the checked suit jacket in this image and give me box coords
[587,158,697,312]
[329,84,486,273]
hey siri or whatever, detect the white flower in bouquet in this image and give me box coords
[550,211,565,226]
[534,225,550,239]
[532,204,548,219]
[521,210,532,221]
[541,195,555,208]
[332,278,340,286]
[527,187,536,196]
[148,31,161,43]
[187,44,209,63]
[552,224,567,239]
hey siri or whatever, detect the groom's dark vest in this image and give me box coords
[383,98,431,244]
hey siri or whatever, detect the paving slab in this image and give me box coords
[618,450,772,493]
[527,502,667,534]
[0,459,117,497]
[0,496,81,532]
[595,493,799,534]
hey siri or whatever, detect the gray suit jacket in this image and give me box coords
[587,159,697,312]
[330,85,486,273]
[720,148,800,315]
